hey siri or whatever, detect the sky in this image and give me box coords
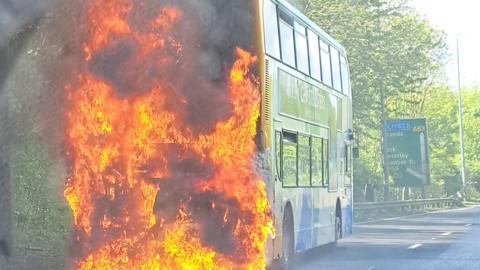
[412,0,480,87]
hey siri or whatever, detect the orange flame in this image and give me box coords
[64,1,273,269]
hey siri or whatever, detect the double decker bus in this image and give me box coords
[256,0,354,264]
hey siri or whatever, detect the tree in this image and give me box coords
[423,86,461,196]
[462,89,480,197]
[423,86,480,198]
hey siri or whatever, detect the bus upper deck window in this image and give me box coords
[308,29,321,80]
[331,47,342,91]
[264,0,280,59]
[340,55,350,94]
[294,21,309,74]
[320,41,332,87]
[279,10,296,67]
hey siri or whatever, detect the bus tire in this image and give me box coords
[282,206,294,268]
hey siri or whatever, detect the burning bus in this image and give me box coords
[260,0,354,264]
[63,0,353,269]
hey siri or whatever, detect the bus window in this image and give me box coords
[331,47,342,91]
[298,135,311,186]
[308,29,321,81]
[322,139,329,186]
[311,137,323,186]
[282,131,298,187]
[320,40,332,87]
[275,131,282,179]
[264,0,280,59]
[340,55,350,94]
[279,10,295,67]
[294,21,309,74]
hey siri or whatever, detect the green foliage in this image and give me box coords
[423,86,459,196]
[423,86,480,198]
[9,132,71,269]
[5,23,71,269]
[6,74,71,269]
[463,89,480,197]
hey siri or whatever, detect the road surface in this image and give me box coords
[291,205,480,270]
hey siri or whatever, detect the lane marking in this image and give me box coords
[431,237,437,240]
[367,267,375,270]
[441,232,452,236]
[407,244,422,250]
[465,223,473,227]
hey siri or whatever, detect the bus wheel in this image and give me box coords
[282,208,294,267]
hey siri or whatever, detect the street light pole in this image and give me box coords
[456,37,467,201]
[375,3,389,201]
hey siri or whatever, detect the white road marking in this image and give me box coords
[465,223,473,227]
[367,267,375,270]
[431,237,437,240]
[407,244,422,250]
[441,232,452,236]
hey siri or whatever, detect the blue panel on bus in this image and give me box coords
[296,192,312,252]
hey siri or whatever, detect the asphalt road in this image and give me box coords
[290,205,480,270]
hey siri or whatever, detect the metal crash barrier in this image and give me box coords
[354,198,464,222]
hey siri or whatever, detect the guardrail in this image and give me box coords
[354,198,464,222]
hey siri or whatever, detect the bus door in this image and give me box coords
[272,127,283,256]
[275,128,314,252]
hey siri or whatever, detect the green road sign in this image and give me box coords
[385,118,430,187]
